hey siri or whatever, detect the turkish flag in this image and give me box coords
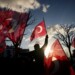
[44,39,75,75]
[51,39,68,60]
[7,13,29,43]
[50,39,75,75]
[30,21,47,41]
[0,10,13,54]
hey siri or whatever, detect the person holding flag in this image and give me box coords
[34,34,48,75]
[30,20,48,75]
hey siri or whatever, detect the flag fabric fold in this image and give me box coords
[51,39,68,60]
[0,8,29,52]
[0,9,14,52]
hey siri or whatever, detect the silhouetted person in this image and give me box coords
[34,34,48,75]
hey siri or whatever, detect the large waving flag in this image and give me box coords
[44,39,75,75]
[30,21,47,41]
[0,9,14,41]
[7,12,29,43]
[52,39,75,75]
[0,9,14,52]
[0,8,29,43]
[0,8,29,49]
[51,39,67,60]
[44,39,67,69]
[0,9,14,35]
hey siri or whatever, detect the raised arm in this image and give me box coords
[42,34,48,49]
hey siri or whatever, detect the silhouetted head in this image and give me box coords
[34,44,40,50]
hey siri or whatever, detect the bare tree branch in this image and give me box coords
[27,11,36,26]
[52,24,75,62]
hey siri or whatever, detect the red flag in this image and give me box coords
[7,13,29,43]
[51,39,75,75]
[0,9,14,48]
[0,9,14,34]
[8,23,26,43]
[0,11,8,21]
[44,39,67,69]
[44,56,52,68]
[70,67,75,75]
[0,8,29,43]
[51,39,68,60]
[72,38,75,48]
[0,14,12,54]
[0,9,14,33]
[44,39,75,75]
[0,10,14,25]
[30,21,47,41]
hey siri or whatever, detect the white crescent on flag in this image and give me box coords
[37,26,43,33]
[30,21,46,41]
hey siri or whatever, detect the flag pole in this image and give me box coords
[43,17,47,34]
[57,39,69,60]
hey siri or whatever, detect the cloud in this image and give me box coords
[0,0,40,12]
[47,24,67,36]
[42,4,50,13]
[0,0,50,13]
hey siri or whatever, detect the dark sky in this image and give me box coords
[31,0,75,26]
